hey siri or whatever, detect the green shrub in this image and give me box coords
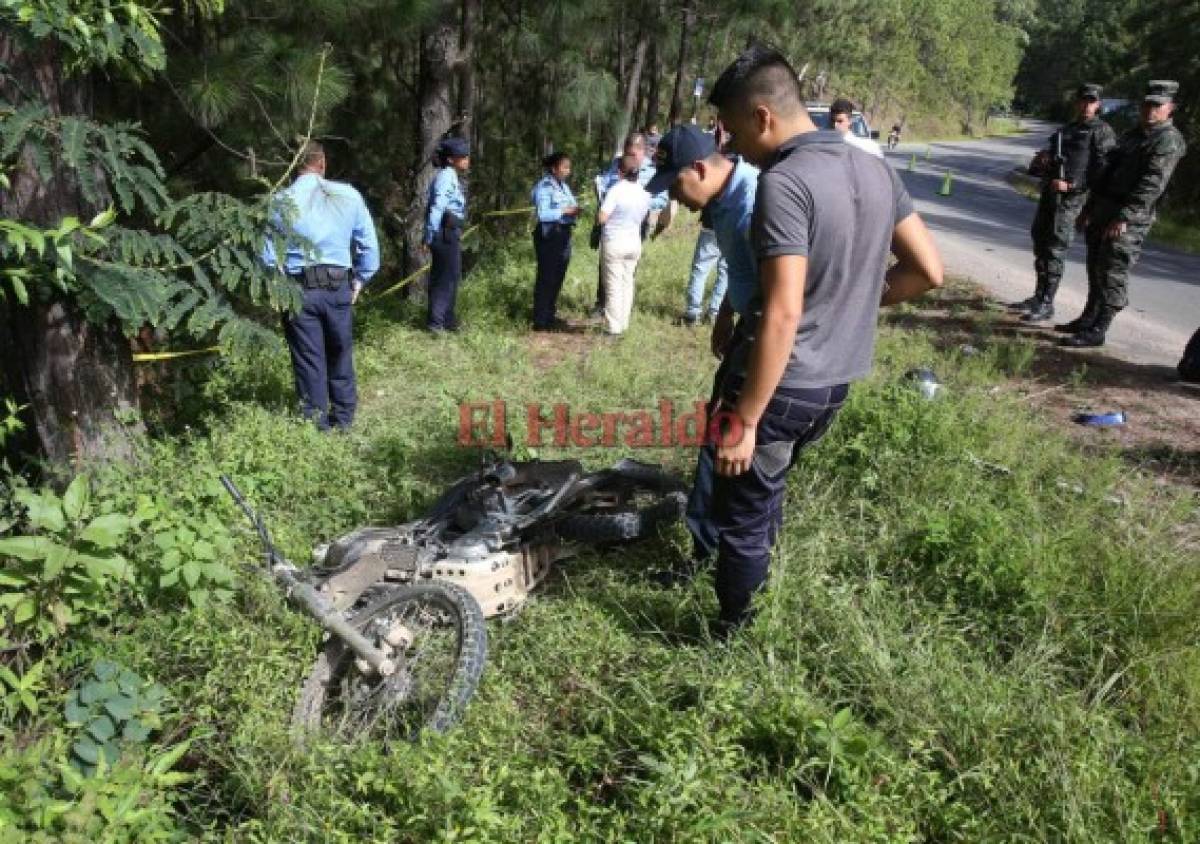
[0,477,136,652]
[64,660,166,776]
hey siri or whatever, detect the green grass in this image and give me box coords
[5,217,1200,840]
[1148,210,1200,255]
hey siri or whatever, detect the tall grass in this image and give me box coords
[73,216,1200,840]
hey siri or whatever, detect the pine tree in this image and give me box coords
[0,1,306,467]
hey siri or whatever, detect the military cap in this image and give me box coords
[1075,83,1102,101]
[438,136,470,158]
[1144,80,1179,105]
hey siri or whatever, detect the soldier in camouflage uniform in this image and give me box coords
[1060,80,1188,347]
[1020,84,1115,322]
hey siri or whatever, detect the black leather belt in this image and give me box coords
[289,265,351,290]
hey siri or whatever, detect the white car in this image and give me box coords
[806,103,884,157]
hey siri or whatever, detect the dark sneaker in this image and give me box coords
[676,313,702,328]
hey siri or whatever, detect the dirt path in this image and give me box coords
[888,280,1200,487]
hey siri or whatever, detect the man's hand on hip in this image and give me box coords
[351,280,363,304]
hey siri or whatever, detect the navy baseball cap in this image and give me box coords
[438,136,470,158]
[645,125,716,194]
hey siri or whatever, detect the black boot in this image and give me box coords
[1061,307,1115,348]
[1010,273,1046,312]
[1022,275,1059,323]
[1055,290,1098,333]
[1022,298,1055,322]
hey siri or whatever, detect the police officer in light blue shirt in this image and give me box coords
[531,151,581,330]
[424,137,470,332]
[639,125,760,583]
[262,141,379,431]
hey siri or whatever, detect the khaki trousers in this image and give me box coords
[601,233,642,335]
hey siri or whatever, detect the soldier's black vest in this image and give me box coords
[1057,119,1105,191]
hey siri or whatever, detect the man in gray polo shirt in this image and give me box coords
[704,45,944,632]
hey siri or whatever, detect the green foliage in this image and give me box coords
[0,476,135,652]
[0,657,46,719]
[142,502,237,608]
[0,100,301,353]
[0,0,169,77]
[36,225,1191,840]
[0,400,26,450]
[0,732,192,841]
[64,659,166,776]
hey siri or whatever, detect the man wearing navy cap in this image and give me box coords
[262,141,380,431]
[643,124,760,585]
[1063,80,1187,347]
[1021,83,1115,323]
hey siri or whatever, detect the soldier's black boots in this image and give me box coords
[1021,275,1059,322]
[1022,299,1055,322]
[1055,291,1099,333]
[1061,308,1116,348]
[1011,274,1046,312]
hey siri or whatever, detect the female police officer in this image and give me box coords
[424,137,470,333]
[531,152,581,330]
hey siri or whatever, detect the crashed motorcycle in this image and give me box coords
[224,457,686,745]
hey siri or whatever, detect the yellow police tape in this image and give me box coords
[370,202,580,300]
[133,201,576,360]
[132,346,222,363]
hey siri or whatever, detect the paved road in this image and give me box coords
[889,122,1199,367]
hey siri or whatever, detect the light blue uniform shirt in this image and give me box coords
[262,173,380,282]
[425,166,467,244]
[708,157,760,317]
[532,175,578,225]
[597,157,668,211]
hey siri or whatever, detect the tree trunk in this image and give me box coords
[0,32,139,469]
[643,0,665,128]
[404,6,463,281]
[456,0,480,144]
[693,13,715,120]
[667,0,696,126]
[615,22,649,153]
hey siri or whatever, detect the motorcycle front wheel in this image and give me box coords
[292,582,487,744]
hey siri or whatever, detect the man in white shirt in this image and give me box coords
[830,98,884,158]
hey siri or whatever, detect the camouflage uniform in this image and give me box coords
[1061,80,1188,346]
[1029,114,1115,315]
[1083,121,1186,311]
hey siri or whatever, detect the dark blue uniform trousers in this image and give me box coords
[533,223,573,327]
[283,280,356,430]
[711,379,848,625]
[428,227,462,330]
[685,353,733,561]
